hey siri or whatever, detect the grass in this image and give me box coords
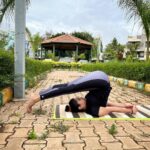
[38,131,49,140]
[50,122,70,134]
[108,124,118,135]
[28,130,49,140]
[32,108,47,115]
[28,130,37,140]
[10,112,21,117]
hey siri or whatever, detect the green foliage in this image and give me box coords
[71,31,94,42]
[79,53,86,60]
[50,122,70,134]
[104,38,125,60]
[0,0,30,23]
[108,124,118,135]
[80,61,150,83]
[127,42,140,58]
[0,50,52,89]
[38,131,49,140]
[0,31,8,49]
[118,0,150,60]
[0,50,14,89]
[32,108,47,115]
[28,130,37,140]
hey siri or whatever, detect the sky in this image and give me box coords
[0,0,142,47]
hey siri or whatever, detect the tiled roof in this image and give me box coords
[42,34,93,46]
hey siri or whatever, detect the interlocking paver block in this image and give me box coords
[43,138,65,150]
[19,119,34,128]
[0,133,11,144]
[63,131,83,144]
[11,128,31,138]
[2,138,26,150]
[82,137,106,150]
[79,127,97,137]
[0,145,5,149]
[23,144,46,150]
[116,136,143,149]
[98,132,118,142]
[101,142,123,150]
[25,139,46,144]
[130,121,146,127]
[138,142,150,150]
[48,130,64,138]
[77,121,92,128]
[64,143,85,150]
[3,124,16,133]
[114,127,128,137]
[23,114,36,120]
[33,124,46,135]
[34,117,48,124]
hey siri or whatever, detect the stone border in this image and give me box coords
[109,76,150,93]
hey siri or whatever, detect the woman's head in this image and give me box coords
[65,97,86,112]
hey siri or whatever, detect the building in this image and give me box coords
[124,34,150,60]
[41,34,93,61]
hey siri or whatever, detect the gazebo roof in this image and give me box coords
[42,34,93,46]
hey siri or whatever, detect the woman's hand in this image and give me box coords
[26,94,40,113]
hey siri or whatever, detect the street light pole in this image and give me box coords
[14,0,26,98]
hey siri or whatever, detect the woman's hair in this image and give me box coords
[65,98,84,112]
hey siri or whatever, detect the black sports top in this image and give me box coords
[85,82,112,117]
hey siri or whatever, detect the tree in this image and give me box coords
[0,30,8,50]
[0,0,30,23]
[104,38,125,60]
[26,27,42,52]
[118,0,150,60]
[71,31,94,42]
[127,42,140,58]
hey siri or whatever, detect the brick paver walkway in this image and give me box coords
[0,70,150,150]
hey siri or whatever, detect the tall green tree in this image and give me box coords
[0,0,30,23]
[118,0,150,60]
[26,27,42,52]
[104,38,125,60]
[71,31,94,42]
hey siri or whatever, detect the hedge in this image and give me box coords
[1,50,150,90]
[0,50,53,89]
[80,61,150,83]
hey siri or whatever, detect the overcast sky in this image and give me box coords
[0,0,142,47]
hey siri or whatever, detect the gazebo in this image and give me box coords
[40,34,93,60]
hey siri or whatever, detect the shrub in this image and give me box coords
[0,50,52,89]
[80,61,150,83]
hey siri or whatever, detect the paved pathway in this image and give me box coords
[0,70,150,150]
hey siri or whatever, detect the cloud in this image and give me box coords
[1,0,142,47]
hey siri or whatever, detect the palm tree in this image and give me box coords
[26,27,42,54]
[118,0,150,60]
[0,0,30,23]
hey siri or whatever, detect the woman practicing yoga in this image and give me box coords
[26,70,137,117]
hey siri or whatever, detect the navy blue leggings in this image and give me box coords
[39,79,111,100]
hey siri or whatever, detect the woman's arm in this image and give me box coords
[107,101,133,108]
[26,95,40,113]
[98,105,137,117]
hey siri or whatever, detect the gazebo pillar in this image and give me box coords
[53,44,55,57]
[76,45,79,61]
